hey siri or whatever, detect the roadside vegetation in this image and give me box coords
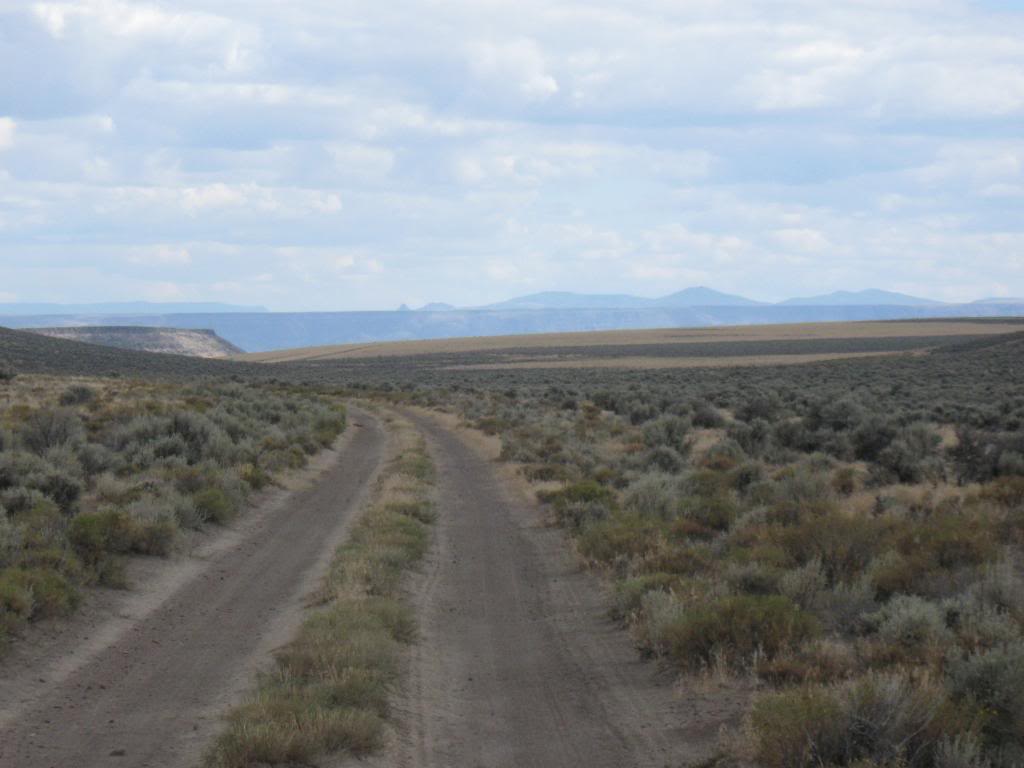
[377,333,1024,768]
[205,412,436,767]
[0,372,346,651]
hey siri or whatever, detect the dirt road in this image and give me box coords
[0,408,385,768]
[391,411,745,768]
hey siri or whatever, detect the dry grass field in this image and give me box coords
[446,350,915,371]
[238,319,1023,365]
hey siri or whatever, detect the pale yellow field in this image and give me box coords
[445,350,912,371]
[238,320,1021,363]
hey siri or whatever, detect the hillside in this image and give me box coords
[27,326,243,358]
[0,326,260,380]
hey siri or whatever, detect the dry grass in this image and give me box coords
[238,320,1021,362]
[444,350,909,371]
[204,411,436,768]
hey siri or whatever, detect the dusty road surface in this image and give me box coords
[391,411,746,768]
[0,409,385,768]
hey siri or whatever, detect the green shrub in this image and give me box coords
[0,567,78,621]
[59,385,96,406]
[656,594,818,669]
[194,487,238,525]
[774,513,885,584]
[577,514,662,565]
[68,510,138,564]
[610,573,680,622]
[750,673,966,768]
[749,685,845,768]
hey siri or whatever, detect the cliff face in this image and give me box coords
[26,327,243,358]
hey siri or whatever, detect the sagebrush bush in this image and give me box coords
[623,473,680,520]
[20,408,84,455]
[0,507,18,568]
[59,385,96,406]
[870,595,952,653]
[642,414,691,453]
[946,642,1024,751]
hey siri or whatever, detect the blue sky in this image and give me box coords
[1,0,1023,310]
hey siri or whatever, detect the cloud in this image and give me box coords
[0,117,14,150]
[773,228,831,253]
[468,38,559,100]
[0,0,1021,308]
[123,245,192,266]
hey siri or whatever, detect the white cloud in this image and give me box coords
[125,245,192,265]
[773,228,831,253]
[0,118,15,150]
[0,0,1022,307]
[468,39,559,100]
[180,183,248,213]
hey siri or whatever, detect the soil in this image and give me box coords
[371,409,749,768]
[0,407,386,768]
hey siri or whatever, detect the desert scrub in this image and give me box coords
[648,594,819,670]
[0,374,348,651]
[747,672,974,768]
[375,334,1024,762]
[205,413,435,768]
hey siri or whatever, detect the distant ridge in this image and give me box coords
[480,286,761,310]
[28,326,243,358]
[653,287,765,307]
[972,297,1024,305]
[778,289,942,307]
[0,301,267,316]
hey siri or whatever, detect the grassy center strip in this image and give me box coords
[204,411,436,768]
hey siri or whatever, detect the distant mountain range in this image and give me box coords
[475,286,764,310]
[410,286,997,311]
[0,302,266,315]
[777,289,943,307]
[0,289,1021,353]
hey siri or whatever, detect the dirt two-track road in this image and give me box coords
[386,411,744,768]
[0,411,386,768]
[1,406,741,768]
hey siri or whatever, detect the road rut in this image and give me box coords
[0,408,385,768]
[392,411,744,768]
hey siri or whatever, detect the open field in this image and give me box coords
[445,350,915,370]
[238,319,1024,362]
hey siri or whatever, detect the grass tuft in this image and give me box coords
[205,413,435,768]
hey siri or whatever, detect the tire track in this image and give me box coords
[389,410,746,768]
[0,407,385,768]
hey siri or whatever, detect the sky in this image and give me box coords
[0,0,1023,311]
